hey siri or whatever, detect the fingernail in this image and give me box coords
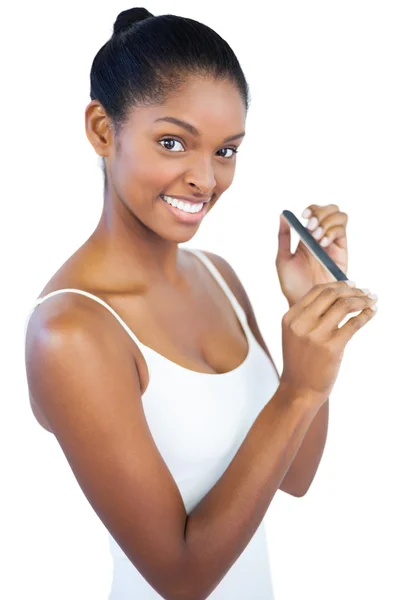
[302,208,312,218]
[346,280,356,287]
[312,226,323,239]
[307,217,318,231]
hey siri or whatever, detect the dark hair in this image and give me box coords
[89,7,251,191]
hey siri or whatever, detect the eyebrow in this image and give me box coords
[154,116,246,143]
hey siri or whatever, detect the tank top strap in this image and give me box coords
[24,288,144,347]
[184,248,249,329]
[25,252,250,345]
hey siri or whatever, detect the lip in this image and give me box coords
[161,194,212,204]
[159,195,209,224]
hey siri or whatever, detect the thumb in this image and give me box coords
[276,213,292,264]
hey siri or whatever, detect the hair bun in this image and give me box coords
[113,7,153,35]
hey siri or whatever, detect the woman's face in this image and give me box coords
[89,75,247,243]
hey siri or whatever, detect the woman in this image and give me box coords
[24,8,377,600]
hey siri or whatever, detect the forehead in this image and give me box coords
[126,76,246,137]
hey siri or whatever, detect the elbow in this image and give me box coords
[161,553,202,600]
[164,549,209,600]
[290,482,309,497]
[292,489,307,498]
[163,584,204,600]
[292,483,311,497]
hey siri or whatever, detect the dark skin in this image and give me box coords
[26,71,377,598]
[29,74,334,503]
[27,76,344,595]
[31,74,279,429]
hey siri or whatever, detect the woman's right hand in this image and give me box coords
[279,281,378,407]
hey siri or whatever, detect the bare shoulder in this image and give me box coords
[197,250,250,316]
[25,291,139,433]
[25,292,131,354]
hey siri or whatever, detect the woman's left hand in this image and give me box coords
[276,204,349,307]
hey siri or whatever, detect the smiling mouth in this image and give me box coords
[160,194,205,213]
[160,194,211,204]
[159,194,209,221]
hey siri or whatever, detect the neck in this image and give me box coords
[87,196,187,288]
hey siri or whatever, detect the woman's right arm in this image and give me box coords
[25,301,319,600]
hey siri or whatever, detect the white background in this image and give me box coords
[1,1,399,598]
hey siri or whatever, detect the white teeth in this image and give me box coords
[161,195,203,214]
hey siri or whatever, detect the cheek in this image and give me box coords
[111,153,158,199]
[129,147,181,191]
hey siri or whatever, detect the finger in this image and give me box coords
[288,282,373,335]
[303,205,340,232]
[311,294,377,335]
[303,204,339,224]
[332,304,377,346]
[304,208,347,244]
[289,281,362,316]
[310,211,348,234]
[312,225,347,247]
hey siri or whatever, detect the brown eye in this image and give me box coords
[218,148,238,159]
[159,138,185,152]
[158,137,239,159]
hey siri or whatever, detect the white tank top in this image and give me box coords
[25,247,280,599]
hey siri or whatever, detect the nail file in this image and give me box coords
[281,210,350,282]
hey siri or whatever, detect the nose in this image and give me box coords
[186,158,217,196]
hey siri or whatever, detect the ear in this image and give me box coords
[85,100,114,159]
